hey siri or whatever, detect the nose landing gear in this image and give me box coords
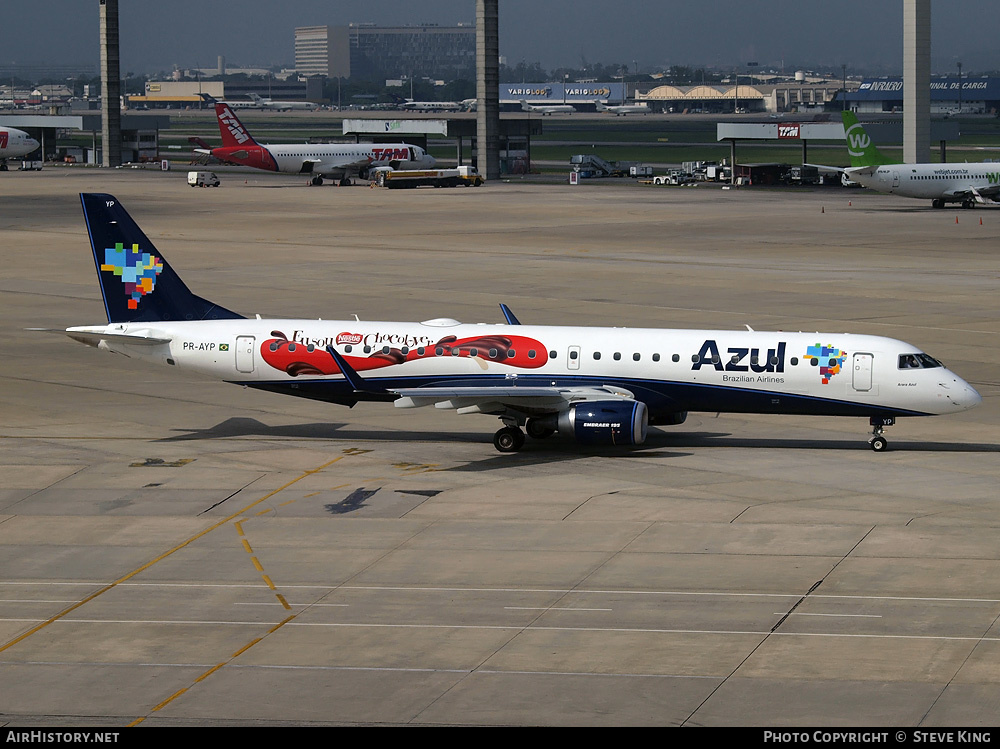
[868,415,895,452]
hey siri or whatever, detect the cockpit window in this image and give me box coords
[898,353,942,369]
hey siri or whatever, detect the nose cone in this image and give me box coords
[28,138,39,150]
[941,372,982,412]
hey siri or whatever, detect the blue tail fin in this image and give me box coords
[80,193,243,323]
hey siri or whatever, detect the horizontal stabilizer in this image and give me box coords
[29,328,172,348]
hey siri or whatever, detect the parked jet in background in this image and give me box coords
[56,193,981,453]
[596,101,650,115]
[842,111,1000,208]
[399,100,462,112]
[248,93,315,111]
[0,126,39,169]
[198,103,434,185]
[520,100,576,115]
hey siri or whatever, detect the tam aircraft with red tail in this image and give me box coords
[196,103,435,185]
[51,194,981,453]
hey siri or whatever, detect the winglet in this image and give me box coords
[326,346,388,394]
[499,303,521,325]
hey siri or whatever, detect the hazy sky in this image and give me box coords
[3,1,998,76]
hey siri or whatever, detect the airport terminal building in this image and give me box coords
[844,76,1000,114]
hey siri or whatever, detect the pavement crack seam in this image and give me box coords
[916,605,1000,727]
[680,526,877,726]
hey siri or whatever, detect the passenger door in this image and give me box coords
[236,336,255,374]
[852,352,873,392]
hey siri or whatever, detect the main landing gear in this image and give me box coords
[493,417,557,453]
[868,415,895,452]
[493,425,525,453]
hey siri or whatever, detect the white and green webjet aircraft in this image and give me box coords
[59,193,981,453]
[842,111,1000,209]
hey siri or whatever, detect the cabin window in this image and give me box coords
[269,342,279,351]
[672,354,680,362]
[452,349,460,356]
[790,357,798,365]
[417,347,425,356]
[770,356,779,366]
[528,350,536,359]
[401,346,409,355]
[344,344,352,353]
[750,355,758,365]
[810,358,818,366]
[306,344,315,353]
[633,353,641,361]
[569,350,578,360]
[613,352,621,361]
[507,349,516,358]
[287,343,297,352]
[827,358,837,366]
[593,352,601,360]
[489,348,498,359]
[435,347,444,356]
[549,350,557,359]
[469,348,478,357]
[711,354,720,364]
[652,353,660,362]
[691,354,700,363]
[382,346,390,355]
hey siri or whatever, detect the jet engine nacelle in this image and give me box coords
[557,400,648,446]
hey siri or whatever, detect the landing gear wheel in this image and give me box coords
[931,199,943,209]
[963,199,974,209]
[339,177,352,186]
[493,426,525,453]
[310,176,323,186]
[525,419,555,440]
[870,435,888,452]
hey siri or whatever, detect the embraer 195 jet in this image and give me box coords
[57,194,980,453]
[842,111,1000,208]
[198,103,435,185]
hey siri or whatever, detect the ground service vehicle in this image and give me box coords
[372,166,483,188]
[187,171,220,187]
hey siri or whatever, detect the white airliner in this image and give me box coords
[596,101,651,116]
[520,100,576,115]
[0,126,39,169]
[248,93,315,111]
[842,111,1000,209]
[56,193,981,453]
[399,100,462,112]
[198,103,435,185]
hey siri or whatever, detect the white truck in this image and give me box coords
[187,171,220,187]
[371,165,484,189]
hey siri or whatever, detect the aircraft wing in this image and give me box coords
[323,345,634,415]
[392,385,637,414]
[971,186,1000,205]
